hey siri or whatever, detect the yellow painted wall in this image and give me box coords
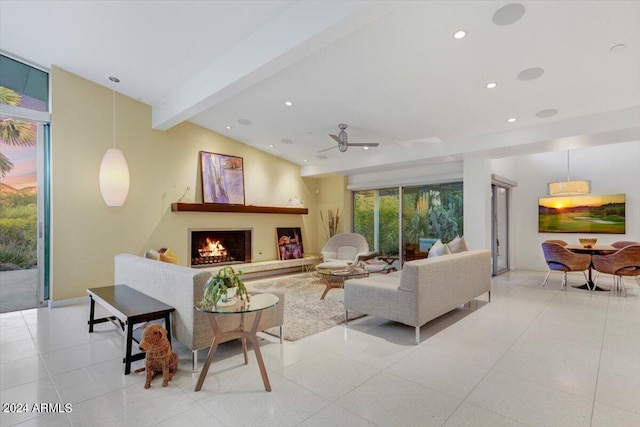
[315,175,350,248]
[49,67,338,300]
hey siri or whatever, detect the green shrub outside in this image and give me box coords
[0,191,37,269]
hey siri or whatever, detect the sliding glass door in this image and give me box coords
[353,182,463,265]
[0,54,50,311]
[402,183,463,261]
[353,188,400,257]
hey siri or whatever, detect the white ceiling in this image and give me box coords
[1,1,639,177]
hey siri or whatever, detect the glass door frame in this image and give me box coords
[0,103,51,306]
[491,184,509,275]
[490,174,517,276]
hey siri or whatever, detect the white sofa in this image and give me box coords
[344,249,491,344]
[113,254,284,369]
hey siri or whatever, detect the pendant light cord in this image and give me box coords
[112,89,116,149]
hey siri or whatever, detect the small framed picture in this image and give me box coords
[200,151,245,205]
[276,227,304,260]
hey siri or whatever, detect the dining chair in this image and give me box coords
[541,242,591,291]
[544,239,568,246]
[611,240,640,249]
[592,244,640,297]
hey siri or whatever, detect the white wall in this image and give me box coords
[492,141,640,271]
[463,157,492,250]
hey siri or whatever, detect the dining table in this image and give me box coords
[565,244,617,291]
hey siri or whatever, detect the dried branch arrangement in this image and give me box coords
[320,208,340,240]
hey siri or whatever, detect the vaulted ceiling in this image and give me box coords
[2,1,639,176]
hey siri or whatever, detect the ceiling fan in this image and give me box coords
[318,124,380,153]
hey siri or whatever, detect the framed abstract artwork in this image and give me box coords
[538,193,625,233]
[200,151,245,205]
[276,227,304,260]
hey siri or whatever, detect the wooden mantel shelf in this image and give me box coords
[171,202,308,215]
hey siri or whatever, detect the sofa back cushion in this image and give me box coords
[399,249,491,295]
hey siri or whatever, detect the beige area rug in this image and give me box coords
[247,272,364,341]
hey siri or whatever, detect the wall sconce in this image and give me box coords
[99,76,130,207]
[547,150,590,196]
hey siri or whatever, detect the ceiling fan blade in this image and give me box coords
[317,145,338,153]
[329,134,341,144]
[349,143,380,147]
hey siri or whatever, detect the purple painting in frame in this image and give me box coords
[200,151,245,205]
[276,227,304,260]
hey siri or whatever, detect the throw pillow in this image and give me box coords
[447,235,468,253]
[158,248,180,265]
[428,240,451,257]
[144,249,160,261]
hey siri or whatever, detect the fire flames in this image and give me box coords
[198,238,228,257]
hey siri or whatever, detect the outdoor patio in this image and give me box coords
[0,269,38,313]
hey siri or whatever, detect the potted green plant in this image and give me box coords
[200,266,250,308]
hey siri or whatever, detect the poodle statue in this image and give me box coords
[134,323,178,388]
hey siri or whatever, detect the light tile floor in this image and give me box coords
[1,270,639,427]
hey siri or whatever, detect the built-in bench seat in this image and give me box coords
[200,255,322,279]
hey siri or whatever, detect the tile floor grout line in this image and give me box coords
[439,277,561,427]
[588,291,611,427]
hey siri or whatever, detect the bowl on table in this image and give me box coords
[578,238,597,248]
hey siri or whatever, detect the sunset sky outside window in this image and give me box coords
[0,91,45,190]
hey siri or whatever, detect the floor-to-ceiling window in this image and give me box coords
[402,182,463,261]
[353,182,463,265]
[353,188,400,256]
[0,54,50,312]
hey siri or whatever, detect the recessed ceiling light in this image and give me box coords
[486,82,497,89]
[363,146,369,150]
[284,101,293,106]
[453,30,467,39]
[303,159,308,162]
[108,76,120,83]
[281,139,293,144]
[269,144,275,148]
[507,117,517,123]
[237,119,252,126]
[492,3,526,26]
[517,67,544,81]
[225,125,232,130]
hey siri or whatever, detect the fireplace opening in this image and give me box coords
[190,229,252,268]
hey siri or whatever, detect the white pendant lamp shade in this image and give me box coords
[99,148,130,207]
[100,76,130,207]
[548,180,590,196]
[547,150,591,196]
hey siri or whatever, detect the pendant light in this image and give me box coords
[547,150,590,196]
[99,76,130,207]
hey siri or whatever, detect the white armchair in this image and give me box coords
[321,233,370,265]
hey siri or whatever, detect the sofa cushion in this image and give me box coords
[159,248,180,264]
[446,236,468,253]
[428,240,451,257]
[145,249,160,261]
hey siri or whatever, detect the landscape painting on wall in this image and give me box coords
[200,151,245,205]
[539,193,625,233]
[276,227,304,260]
